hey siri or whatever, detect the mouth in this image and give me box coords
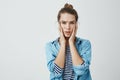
[65,31,71,34]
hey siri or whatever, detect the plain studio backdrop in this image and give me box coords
[0,0,120,80]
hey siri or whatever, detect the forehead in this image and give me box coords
[60,13,76,22]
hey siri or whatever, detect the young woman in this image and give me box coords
[45,3,92,80]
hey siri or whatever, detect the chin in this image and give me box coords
[65,34,71,38]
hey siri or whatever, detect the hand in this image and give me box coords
[59,25,66,46]
[69,24,78,44]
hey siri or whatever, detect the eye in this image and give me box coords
[62,21,66,24]
[70,21,75,24]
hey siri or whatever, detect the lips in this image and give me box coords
[65,31,70,34]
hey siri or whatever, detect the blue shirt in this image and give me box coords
[45,37,92,80]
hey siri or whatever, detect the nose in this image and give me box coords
[66,23,70,29]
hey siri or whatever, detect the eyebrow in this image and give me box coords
[60,20,75,23]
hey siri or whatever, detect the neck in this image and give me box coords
[65,37,69,46]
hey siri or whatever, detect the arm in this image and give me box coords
[54,43,66,68]
[69,24,84,66]
[70,40,92,76]
[54,25,66,68]
[69,42,84,66]
[45,26,66,78]
[45,42,65,78]
[69,24,91,76]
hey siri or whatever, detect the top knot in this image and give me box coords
[57,3,78,21]
[64,3,73,9]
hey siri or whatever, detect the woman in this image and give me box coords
[45,3,92,80]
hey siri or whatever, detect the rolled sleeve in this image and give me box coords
[45,42,63,78]
[73,40,91,76]
[54,63,64,77]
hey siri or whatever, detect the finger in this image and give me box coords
[59,24,63,35]
[71,26,77,38]
[58,24,61,31]
[58,27,61,36]
[61,27,65,37]
[59,24,64,37]
[70,28,75,38]
[76,23,78,30]
[73,26,76,35]
[74,23,78,35]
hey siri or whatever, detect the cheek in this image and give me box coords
[71,26,74,31]
[61,26,65,31]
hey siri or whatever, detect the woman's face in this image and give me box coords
[59,13,77,38]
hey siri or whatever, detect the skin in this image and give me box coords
[59,13,77,45]
[54,13,84,68]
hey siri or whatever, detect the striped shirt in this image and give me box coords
[54,46,74,80]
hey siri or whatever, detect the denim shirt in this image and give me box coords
[45,37,92,80]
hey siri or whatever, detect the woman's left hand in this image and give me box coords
[69,24,78,44]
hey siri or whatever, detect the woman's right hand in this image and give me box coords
[59,25,66,46]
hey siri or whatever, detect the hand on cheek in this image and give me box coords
[59,25,66,45]
[69,24,78,44]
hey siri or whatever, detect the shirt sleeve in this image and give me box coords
[45,42,64,78]
[54,63,64,74]
[73,40,92,76]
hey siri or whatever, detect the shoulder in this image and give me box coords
[76,37,91,46]
[45,38,58,48]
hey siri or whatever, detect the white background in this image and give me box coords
[0,0,120,80]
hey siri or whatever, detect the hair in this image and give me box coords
[57,3,78,22]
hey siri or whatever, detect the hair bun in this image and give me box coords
[64,3,73,9]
